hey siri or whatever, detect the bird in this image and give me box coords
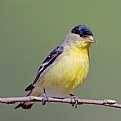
[15,24,96,109]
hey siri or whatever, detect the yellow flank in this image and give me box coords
[32,43,90,97]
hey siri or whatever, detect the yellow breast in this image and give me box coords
[38,48,89,97]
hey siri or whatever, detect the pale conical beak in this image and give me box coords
[86,35,96,43]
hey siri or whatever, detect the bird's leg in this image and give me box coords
[42,89,49,105]
[69,93,78,108]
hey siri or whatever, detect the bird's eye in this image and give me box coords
[84,35,88,38]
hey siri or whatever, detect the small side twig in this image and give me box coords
[0,96,121,109]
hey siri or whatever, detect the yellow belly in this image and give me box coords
[34,49,90,97]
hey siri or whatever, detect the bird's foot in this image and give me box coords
[42,89,49,105]
[70,94,78,108]
[42,94,49,105]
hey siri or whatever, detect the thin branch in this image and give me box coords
[0,96,121,109]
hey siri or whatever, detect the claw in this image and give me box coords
[70,94,78,108]
[42,89,49,105]
[42,94,49,105]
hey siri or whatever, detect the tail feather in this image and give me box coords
[15,83,41,109]
[15,102,34,109]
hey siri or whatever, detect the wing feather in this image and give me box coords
[25,46,63,91]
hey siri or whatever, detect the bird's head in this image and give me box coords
[64,24,96,49]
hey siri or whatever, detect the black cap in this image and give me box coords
[71,24,93,37]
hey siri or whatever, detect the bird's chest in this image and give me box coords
[62,51,89,89]
[40,50,89,97]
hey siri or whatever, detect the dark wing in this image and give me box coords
[25,46,63,91]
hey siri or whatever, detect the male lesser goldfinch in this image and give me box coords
[15,24,96,109]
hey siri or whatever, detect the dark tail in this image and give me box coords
[15,102,34,109]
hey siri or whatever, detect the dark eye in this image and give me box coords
[83,34,88,38]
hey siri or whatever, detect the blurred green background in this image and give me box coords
[0,0,121,121]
